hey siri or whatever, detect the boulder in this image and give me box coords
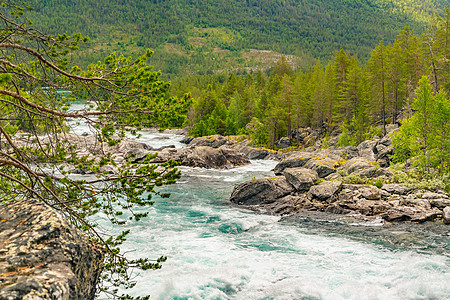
[382,184,410,195]
[357,139,378,161]
[238,146,269,160]
[355,167,393,179]
[429,199,450,210]
[304,159,336,178]
[403,198,431,209]
[230,176,295,205]
[273,157,311,175]
[443,207,450,224]
[181,146,249,169]
[283,168,319,192]
[382,206,439,223]
[308,181,342,201]
[153,146,249,169]
[342,157,374,174]
[376,145,394,160]
[264,195,306,215]
[358,185,381,200]
[338,146,359,159]
[189,135,229,148]
[0,199,104,299]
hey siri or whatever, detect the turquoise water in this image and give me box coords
[93,140,449,300]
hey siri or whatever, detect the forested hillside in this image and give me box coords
[30,0,448,77]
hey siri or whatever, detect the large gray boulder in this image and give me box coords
[0,199,104,299]
[154,146,249,169]
[230,176,295,205]
[283,168,319,192]
[273,157,311,175]
[189,135,229,148]
[308,181,343,201]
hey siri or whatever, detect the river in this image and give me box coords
[68,117,449,300]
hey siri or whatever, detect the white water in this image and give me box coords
[91,133,450,300]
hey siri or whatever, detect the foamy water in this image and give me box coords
[91,135,449,300]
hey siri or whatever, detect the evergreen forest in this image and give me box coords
[30,0,448,77]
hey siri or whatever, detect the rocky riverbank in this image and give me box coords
[223,130,450,225]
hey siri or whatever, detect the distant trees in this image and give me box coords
[178,11,450,150]
[29,0,448,78]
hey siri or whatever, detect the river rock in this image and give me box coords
[308,181,342,201]
[283,168,319,192]
[443,207,450,224]
[230,176,295,205]
[382,206,439,223]
[180,146,249,168]
[0,199,104,299]
[189,135,229,148]
[273,157,311,175]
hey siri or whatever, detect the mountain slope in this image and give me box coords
[29,0,448,77]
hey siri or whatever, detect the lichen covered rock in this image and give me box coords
[0,199,104,299]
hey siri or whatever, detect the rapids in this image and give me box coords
[89,132,449,300]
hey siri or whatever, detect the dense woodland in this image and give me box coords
[169,9,450,174]
[30,0,447,77]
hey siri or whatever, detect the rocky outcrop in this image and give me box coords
[40,134,250,171]
[229,171,450,224]
[0,199,104,299]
